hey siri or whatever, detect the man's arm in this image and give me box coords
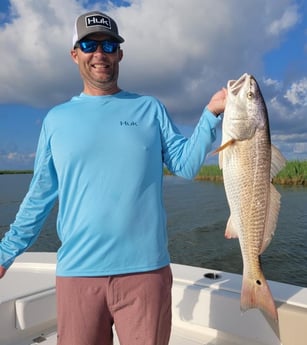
[0,121,58,272]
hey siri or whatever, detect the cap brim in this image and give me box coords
[78,29,124,44]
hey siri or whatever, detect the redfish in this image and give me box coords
[216,73,286,321]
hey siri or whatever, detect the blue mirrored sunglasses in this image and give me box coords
[75,40,120,54]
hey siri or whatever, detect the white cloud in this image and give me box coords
[0,151,35,170]
[272,133,307,143]
[7,151,35,161]
[270,133,307,161]
[0,0,84,106]
[263,77,282,90]
[293,142,307,154]
[0,0,301,114]
[267,5,299,35]
[284,78,307,106]
[0,0,306,162]
[269,96,289,120]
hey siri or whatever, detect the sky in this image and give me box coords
[0,0,306,170]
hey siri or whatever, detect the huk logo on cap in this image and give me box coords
[85,14,111,29]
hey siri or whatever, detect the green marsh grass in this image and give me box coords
[274,160,307,185]
[2,161,307,185]
[0,170,33,175]
[164,161,307,185]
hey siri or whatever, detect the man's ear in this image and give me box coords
[118,49,123,62]
[70,49,79,64]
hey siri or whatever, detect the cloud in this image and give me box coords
[293,142,307,154]
[267,5,299,35]
[117,0,302,122]
[266,78,307,160]
[7,151,35,162]
[284,78,307,106]
[0,150,35,170]
[0,0,306,164]
[263,77,283,91]
[0,0,84,107]
[0,0,301,112]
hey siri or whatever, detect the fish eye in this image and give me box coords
[247,91,254,99]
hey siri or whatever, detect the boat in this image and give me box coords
[0,252,306,345]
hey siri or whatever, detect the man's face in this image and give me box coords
[71,33,123,95]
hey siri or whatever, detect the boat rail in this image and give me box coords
[0,253,306,345]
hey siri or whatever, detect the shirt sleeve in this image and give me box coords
[0,121,58,269]
[160,106,221,179]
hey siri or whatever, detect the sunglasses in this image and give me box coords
[75,40,120,54]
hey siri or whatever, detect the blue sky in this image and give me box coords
[0,0,306,169]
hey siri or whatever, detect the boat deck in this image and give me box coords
[27,325,266,345]
[1,253,307,345]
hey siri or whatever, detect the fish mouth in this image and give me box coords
[228,73,255,95]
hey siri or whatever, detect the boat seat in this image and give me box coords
[15,288,56,330]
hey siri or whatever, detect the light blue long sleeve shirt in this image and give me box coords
[0,91,221,276]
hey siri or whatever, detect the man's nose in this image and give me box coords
[94,44,106,54]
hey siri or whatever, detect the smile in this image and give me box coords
[92,63,109,69]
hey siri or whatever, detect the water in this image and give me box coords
[0,174,61,251]
[0,174,306,287]
[164,177,307,287]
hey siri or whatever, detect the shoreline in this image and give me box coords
[165,160,307,186]
[1,161,306,186]
[193,175,306,186]
[0,170,33,175]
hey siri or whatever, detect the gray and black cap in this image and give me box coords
[72,11,125,47]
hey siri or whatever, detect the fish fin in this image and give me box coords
[260,184,281,254]
[224,217,238,239]
[241,267,278,322]
[218,150,223,169]
[270,145,286,179]
[258,145,285,253]
[212,139,236,155]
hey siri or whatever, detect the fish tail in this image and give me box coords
[241,272,278,322]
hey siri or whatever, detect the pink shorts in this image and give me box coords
[56,265,172,345]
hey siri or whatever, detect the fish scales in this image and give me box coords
[217,73,286,322]
[224,135,270,271]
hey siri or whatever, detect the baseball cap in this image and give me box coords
[72,11,125,47]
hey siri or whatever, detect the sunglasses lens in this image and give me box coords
[102,41,119,53]
[79,41,98,53]
[78,40,119,54]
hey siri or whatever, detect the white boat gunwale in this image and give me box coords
[1,252,306,345]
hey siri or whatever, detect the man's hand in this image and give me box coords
[0,266,7,279]
[207,88,227,117]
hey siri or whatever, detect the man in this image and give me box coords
[0,10,226,345]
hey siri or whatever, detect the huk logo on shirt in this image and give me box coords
[120,121,138,127]
[85,15,111,30]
